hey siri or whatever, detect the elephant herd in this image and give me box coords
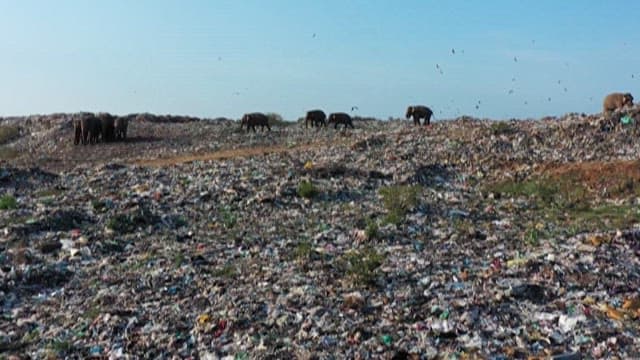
[240,105,434,133]
[73,113,128,145]
[242,92,634,134]
[72,91,633,142]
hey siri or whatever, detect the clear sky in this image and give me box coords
[1,1,639,120]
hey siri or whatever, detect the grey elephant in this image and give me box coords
[305,109,327,128]
[406,105,434,126]
[241,112,271,132]
[73,113,101,145]
[327,112,354,129]
[98,113,116,142]
[114,117,129,140]
[603,92,633,114]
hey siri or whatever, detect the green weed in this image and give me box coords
[297,180,318,199]
[0,194,17,210]
[379,185,421,225]
[340,246,386,286]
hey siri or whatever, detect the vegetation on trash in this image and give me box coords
[0,194,17,210]
[379,185,421,225]
[294,240,313,261]
[266,113,293,127]
[297,180,319,199]
[365,218,379,240]
[338,246,386,286]
[219,206,237,229]
[487,164,640,237]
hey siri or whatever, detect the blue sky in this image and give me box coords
[1,1,639,120]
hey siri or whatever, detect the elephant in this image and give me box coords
[73,118,82,145]
[73,113,101,145]
[98,113,116,142]
[603,92,633,114]
[305,109,327,128]
[327,112,354,129]
[114,117,129,140]
[406,105,434,126]
[241,112,271,132]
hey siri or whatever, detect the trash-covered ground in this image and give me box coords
[1,109,640,358]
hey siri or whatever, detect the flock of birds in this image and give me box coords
[222,33,636,119]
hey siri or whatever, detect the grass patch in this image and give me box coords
[0,125,20,145]
[0,194,17,210]
[379,185,421,225]
[486,177,588,210]
[297,180,318,199]
[173,253,185,268]
[562,204,639,233]
[365,218,379,240]
[339,246,386,286]
[220,206,237,229]
[486,174,640,239]
[523,227,542,246]
[294,240,313,261]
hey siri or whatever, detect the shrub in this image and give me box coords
[0,194,17,210]
[341,246,386,286]
[365,218,379,240]
[266,113,292,127]
[379,185,420,225]
[297,180,318,199]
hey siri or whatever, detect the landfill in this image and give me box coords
[1,109,640,358]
